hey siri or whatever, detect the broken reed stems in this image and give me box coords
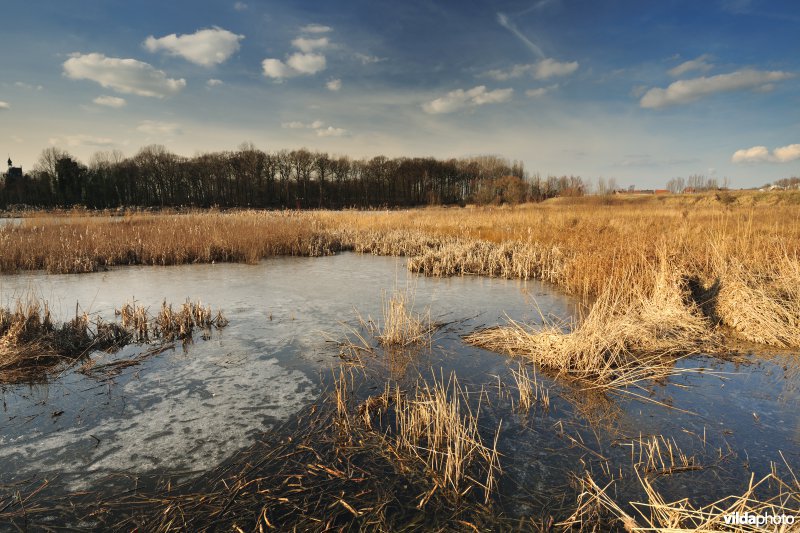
[565,467,800,532]
[349,372,501,505]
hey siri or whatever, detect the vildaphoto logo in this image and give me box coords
[723,512,796,527]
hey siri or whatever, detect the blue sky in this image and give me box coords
[1,0,798,188]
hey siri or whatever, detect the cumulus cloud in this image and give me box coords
[640,69,794,108]
[486,59,578,81]
[0,101,9,110]
[732,144,800,163]
[137,120,181,136]
[144,27,244,67]
[207,78,224,87]
[326,78,342,91]
[263,52,326,79]
[63,53,186,98]
[774,144,800,162]
[233,2,248,11]
[291,36,329,53]
[422,86,513,114]
[93,95,127,108]
[287,52,326,74]
[48,134,116,148]
[668,54,713,77]
[300,24,332,33]
[534,58,579,79]
[281,120,347,136]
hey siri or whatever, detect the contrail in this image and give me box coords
[497,12,546,59]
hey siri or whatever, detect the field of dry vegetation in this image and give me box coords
[2,191,800,386]
[2,191,800,530]
[3,191,799,351]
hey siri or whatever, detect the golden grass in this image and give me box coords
[566,466,800,532]
[2,192,799,347]
[464,262,719,390]
[349,373,501,505]
[373,288,435,348]
[510,362,550,411]
[0,295,228,382]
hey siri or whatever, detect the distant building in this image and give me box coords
[5,158,23,180]
[654,189,670,195]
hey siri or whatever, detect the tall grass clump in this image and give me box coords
[356,374,501,504]
[375,288,435,348]
[0,296,228,383]
[464,262,719,390]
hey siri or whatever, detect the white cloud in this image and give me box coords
[207,78,224,87]
[422,86,513,114]
[48,134,116,148]
[534,58,579,79]
[287,52,326,74]
[281,120,347,136]
[774,144,800,162]
[354,53,386,65]
[144,27,244,67]
[262,59,293,79]
[316,126,347,137]
[263,53,326,79]
[640,69,794,108]
[732,144,800,163]
[300,24,332,34]
[63,53,186,98]
[731,146,772,163]
[233,2,248,11]
[326,78,342,91]
[668,54,713,77]
[291,37,329,53]
[525,84,558,98]
[93,95,127,108]
[137,120,181,136]
[485,59,578,81]
[0,101,9,110]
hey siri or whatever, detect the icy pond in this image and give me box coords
[1,253,798,523]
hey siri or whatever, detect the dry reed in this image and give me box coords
[565,465,800,532]
[355,374,501,505]
[0,296,228,383]
[3,193,799,348]
[464,262,719,391]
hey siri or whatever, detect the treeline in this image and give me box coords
[1,144,586,209]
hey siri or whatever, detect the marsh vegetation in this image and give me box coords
[1,194,799,530]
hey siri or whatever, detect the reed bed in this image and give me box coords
[2,193,799,347]
[464,263,719,390]
[0,380,509,531]
[0,296,227,382]
[565,465,800,532]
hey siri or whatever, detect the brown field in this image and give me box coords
[3,191,799,354]
[2,191,800,530]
